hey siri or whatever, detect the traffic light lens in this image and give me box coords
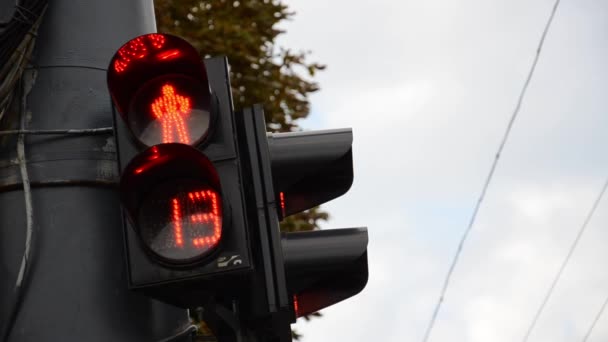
[113,34,166,73]
[128,75,212,146]
[107,33,210,119]
[138,179,222,263]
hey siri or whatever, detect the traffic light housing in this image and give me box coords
[239,106,368,323]
[268,128,354,218]
[107,34,253,307]
[282,228,368,317]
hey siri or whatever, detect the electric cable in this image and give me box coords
[581,293,608,342]
[156,325,198,342]
[0,125,114,340]
[420,1,562,341]
[521,177,608,342]
[0,127,113,135]
[0,2,193,340]
[0,3,47,123]
[2,80,34,342]
[0,0,47,68]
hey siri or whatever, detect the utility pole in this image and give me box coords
[0,1,191,341]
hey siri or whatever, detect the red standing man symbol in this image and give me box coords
[151,84,192,144]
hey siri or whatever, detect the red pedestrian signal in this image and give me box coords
[150,84,192,144]
[108,33,253,308]
[108,33,214,147]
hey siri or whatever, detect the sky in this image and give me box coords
[277,1,608,341]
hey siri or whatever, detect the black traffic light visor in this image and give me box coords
[268,128,353,217]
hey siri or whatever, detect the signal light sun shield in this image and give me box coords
[268,129,353,218]
[120,144,223,264]
[282,228,368,318]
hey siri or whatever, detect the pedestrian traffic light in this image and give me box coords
[107,33,369,341]
[107,33,253,307]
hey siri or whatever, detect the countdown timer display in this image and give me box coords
[138,179,222,263]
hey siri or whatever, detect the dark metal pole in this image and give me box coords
[0,1,191,341]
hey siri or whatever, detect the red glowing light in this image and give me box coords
[148,33,166,49]
[150,84,192,144]
[131,151,169,176]
[114,59,128,73]
[279,192,286,217]
[172,198,184,246]
[171,189,221,249]
[157,49,181,60]
[293,295,300,317]
[113,34,167,73]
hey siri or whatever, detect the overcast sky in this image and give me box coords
[277,1,608,341]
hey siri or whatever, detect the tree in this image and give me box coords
[154,0,328,339]
[155,0,325,133]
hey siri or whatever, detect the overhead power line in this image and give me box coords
[420,1,562,341]
[581,293,608,342]
[521,177,608,342]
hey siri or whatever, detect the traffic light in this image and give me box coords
[266,127,368,317]
[107,33,368,341]
[238,106,368,323]
[107,33,253,307]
